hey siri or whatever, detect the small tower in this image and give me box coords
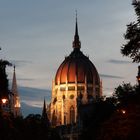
[11,66,21,117]
[42,98,50,127]
[42,98,47,119]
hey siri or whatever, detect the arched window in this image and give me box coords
[70,106,75,124]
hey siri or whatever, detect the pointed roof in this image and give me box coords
[72,11,81,49]
[11,66,21,117]
[42,98,47,118]
[41,98,50,126]
[12,66,18,95]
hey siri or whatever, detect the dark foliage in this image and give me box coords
[96,83,140,140]
[121,0,140,63]
[0,113,61,140]
[80,98,115,140]
[79,83,140,140]
[0,59,12,98]
[113,82,136,104]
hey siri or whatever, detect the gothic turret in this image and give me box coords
[42,98,50,127]
[11,66,21,117]
[42,98,47,119]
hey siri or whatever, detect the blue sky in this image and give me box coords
[0,0,138,117]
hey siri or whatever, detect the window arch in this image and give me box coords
[70,106,75,124]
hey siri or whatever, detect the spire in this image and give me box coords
[75,11,78,37]
[12,65,18,95]
[42,98,50,126]
[42,98,47,119]
[72,11,81,49]
[11,66,21,117]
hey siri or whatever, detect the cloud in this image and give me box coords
[10,78,34,81]
[17,78,34,81]
[9,60,32,67]
[100,74,123,79]
[17,86,51,117]
[107,59,132,64]
[21,102,42,118]
[21,100,43,108]
[19,86,51,103]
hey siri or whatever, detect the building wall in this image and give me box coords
[50,79,101,126]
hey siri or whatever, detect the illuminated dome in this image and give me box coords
[50,16,102,127]
[55,48,100,85]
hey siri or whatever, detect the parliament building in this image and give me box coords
[49,16,102,131]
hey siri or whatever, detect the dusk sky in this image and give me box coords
[0,0,138,117]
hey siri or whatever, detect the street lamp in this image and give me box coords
[0,98,8,113]
[121,109,126,114]
[2,98,7,104]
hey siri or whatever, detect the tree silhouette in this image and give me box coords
[96,83,140,140]
[0,59,12,99]
[113,82,136,103]
[121,0,140,63]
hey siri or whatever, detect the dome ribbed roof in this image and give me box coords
[55,48,100,85]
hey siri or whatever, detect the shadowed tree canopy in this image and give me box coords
[96,82,140,140]
[113,82,135,100]
[0,59,12,98]
[121,0,140,63]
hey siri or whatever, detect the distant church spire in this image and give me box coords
[42,98,50,126]
[12,66,17,94]
[42,98,47,118]
[73,11,81,49]
[11,66,21,117]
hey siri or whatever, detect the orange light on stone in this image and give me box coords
[2,98,7,104]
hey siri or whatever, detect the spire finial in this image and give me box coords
[72,11,81,49]
[14,65,15,72]
[44,97,46,105]
[76,10,77,21]
[75,10,78,36]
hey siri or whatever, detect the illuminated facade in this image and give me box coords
[50,17,102,127]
